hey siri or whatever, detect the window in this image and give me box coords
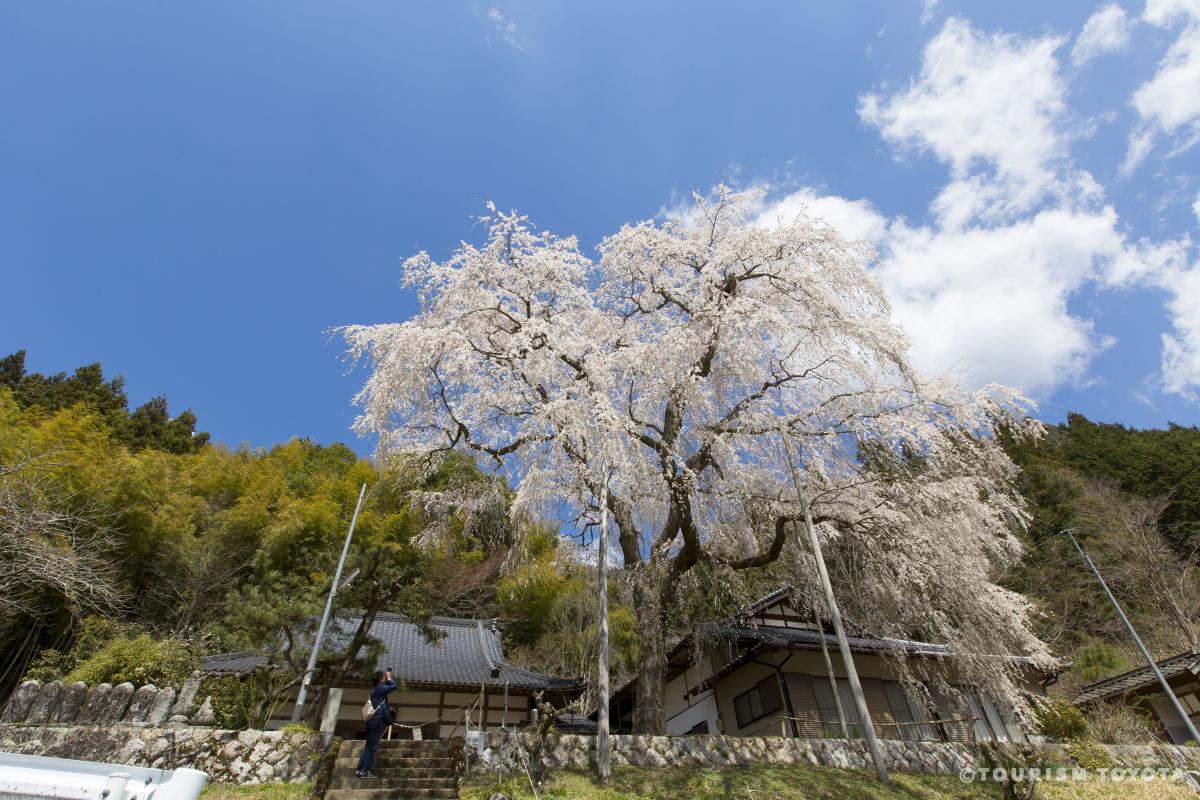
[883,682,918,741]
[686,720,710,735]
[961,689,997,742]
[732,676,784,729]
[812,678,862,737]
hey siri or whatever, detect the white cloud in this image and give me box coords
[879,210,1132,390]
[755,188,889,244]
[920,0,939,26]
[1161,260,1200,397]
[1194,193,1200,224]
[1120,125,1157,175]
[688,15,1200,398]
[851,17,1191,394]
[859,19,1068,228]
[1071,3,1133,66]
[752,183,1140,392]
[1123,0,1200,172]
[486,7,522,51]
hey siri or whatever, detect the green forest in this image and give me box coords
[2,350,1198,732]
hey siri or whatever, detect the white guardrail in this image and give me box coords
[0,753,206,800]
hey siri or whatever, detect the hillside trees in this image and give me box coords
[1003,418,1200,684]
[342,186,1052,732]
[0,350,208,454]
[0,368,579,709]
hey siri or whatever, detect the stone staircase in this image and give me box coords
[325,738,464,800]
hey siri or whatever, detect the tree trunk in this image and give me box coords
[631,574,667,734]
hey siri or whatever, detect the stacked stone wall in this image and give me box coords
[0,679,324,784]
[469,731,1200,778]
[0,723,323,784]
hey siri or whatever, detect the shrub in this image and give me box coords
[25,617,139,683]
[1085,699,1157,744]
[1073,641,1132,684]
[66,633,197,688]
[1034,697,1091,740]
[24,649,73,683]
[200,676,256,730]
[1066,737,1113,769]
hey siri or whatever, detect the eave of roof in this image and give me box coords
[1072,651,1200,706]
[613,585,1047,701]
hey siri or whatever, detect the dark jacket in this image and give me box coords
[370,679,397,720]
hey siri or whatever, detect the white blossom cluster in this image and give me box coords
[342,186,1054,716]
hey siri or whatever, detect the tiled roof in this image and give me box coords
[200,613,582,692]
[199,650,269,676]
[554,713,599,733]
[614,586,1043,701]
[705,624,949,657]
[1072,651,1200,706]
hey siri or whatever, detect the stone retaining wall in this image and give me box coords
[468,732,1200,777]
[1,678,215,727]
[0,723,324,784]
[0,679,326,784]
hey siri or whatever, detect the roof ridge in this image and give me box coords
[1077,649,1199,692]
[371,610,499,628]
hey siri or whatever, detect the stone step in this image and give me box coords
[340,740,461,754]
[331,766,458,781]
[324,789,458,800]
[334,756,458,770]
[328,774,458,790]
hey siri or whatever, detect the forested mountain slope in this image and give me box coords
[3,351,1197,721]
[0,353,636,722]
[1002,414,1200,693]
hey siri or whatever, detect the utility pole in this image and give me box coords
[782,432,890,783]
[291,482,368,724]
[596,469,612,782]
[1062,529,1200,745]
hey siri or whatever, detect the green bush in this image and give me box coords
[25,617,138,682]
[200,676,256,730]
[1034,697,1091,740]
[1066,737,1113,769]
[1072,641,1132,684]
[66,633,197,688]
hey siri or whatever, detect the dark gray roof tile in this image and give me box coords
[1073,651,1200,706]
[201,613,581,692]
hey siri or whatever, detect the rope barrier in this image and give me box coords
[383,688,486,741]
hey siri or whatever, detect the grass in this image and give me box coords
[199,781,312,800]
[460,765,1195,800]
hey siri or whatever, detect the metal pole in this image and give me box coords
[1063,529,1200,744]
[782,432,890,783]
[290,482,368,724]
[596,469,612,782]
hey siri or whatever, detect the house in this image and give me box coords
[200,612,582,739]
[609,586,1047,742]
[1072,650,1200,744]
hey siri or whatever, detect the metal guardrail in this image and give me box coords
[0,752,207,800]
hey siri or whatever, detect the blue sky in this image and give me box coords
[3,1,1198,453]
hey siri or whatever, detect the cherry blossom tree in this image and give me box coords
[342,186,1052,733]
